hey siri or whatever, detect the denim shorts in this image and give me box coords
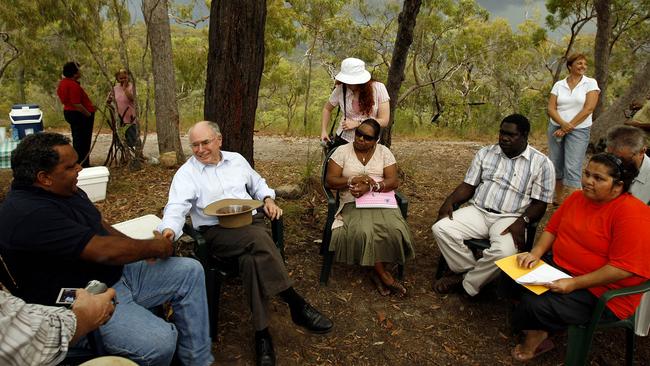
[547,124,590,188]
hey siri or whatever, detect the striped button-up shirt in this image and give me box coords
[465,144,555,214]
[0,290,76,366]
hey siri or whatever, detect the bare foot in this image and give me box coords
[512,330,553,362]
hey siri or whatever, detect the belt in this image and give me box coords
[484,208,502,214]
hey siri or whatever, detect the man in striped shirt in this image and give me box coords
[0,286,115,366]
[432,114,555,297]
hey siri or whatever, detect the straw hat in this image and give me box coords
[204,198,263,228]
[80,356,138,366]
[335,58,371,85]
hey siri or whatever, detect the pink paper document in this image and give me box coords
[355,190,398,209]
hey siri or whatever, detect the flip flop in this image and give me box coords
[512,338,555,362]
[385,279,408,298]
[370,272,390,296]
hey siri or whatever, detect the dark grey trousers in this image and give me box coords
[513,288,619,333]
[203,214,292,330]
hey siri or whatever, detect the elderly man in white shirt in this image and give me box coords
[606,125,650,204]
[432,114,555,297]
[159,121,332,366]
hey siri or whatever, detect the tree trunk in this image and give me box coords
[17,64,25,103]
[204,0,267,165]
[590,57,650,146]
[0,32,20,82]
[142,0,184,162]
[382,0,422,148]
[302,34,318,130]
[593,0,612,119]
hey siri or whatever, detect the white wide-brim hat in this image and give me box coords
[335,57,371,85]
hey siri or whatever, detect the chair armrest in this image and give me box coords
[600,280,650,304]
[395,191,408,219]
[271,217,285,259]
[183,222,209,266]
[583,280,650,334]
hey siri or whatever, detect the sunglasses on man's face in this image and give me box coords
[355,130,378,141]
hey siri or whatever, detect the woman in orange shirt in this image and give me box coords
[511,153,650,362]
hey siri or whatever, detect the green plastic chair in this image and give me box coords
[565,280,650,366]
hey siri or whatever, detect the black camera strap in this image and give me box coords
[0,254,18,293]
[329,84,346,138]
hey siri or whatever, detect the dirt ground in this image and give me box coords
[1,133,648,365]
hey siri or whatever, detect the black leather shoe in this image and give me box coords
[291,303,333,334]
[255,334,275,366]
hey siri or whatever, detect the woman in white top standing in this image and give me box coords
[547,53,600,205]
[320,58,390,149]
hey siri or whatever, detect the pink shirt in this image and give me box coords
[328,81,389,142]
[112,84,136,124]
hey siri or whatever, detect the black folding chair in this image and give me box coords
[184,217,284,338]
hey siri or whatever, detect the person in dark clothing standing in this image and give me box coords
[56,62,95,167]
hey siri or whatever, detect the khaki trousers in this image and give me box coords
[432,205,519,296]
[203,214,292,331]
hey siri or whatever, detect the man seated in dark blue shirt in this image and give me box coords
[0,133,214,365]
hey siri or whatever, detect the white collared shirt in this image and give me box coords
[465,144,555,214]
[630,155,650,204]
[549,75,600,129]
[158,151,275,240]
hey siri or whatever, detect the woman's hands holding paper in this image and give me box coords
[546,278,576,294]
[517,252,540,269]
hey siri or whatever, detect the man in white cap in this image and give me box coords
[320,57,390,148]
[159,121,333,366]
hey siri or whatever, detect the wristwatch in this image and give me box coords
[521,215,530,225]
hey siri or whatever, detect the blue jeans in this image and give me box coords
[547,124,590,188]
[100,258,213,365]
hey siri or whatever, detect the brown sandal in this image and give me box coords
[432,274,463,294]
[370,272,390,296]
[385,279,407,298]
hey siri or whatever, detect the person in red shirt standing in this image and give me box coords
[56,61,95,167]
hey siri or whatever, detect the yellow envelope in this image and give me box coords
[495,254,549,295]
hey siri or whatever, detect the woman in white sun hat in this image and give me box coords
[320,58,390,148]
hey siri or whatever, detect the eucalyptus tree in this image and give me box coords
[383,0,422,147]
[142,0,184,162]
[204,0,266,165]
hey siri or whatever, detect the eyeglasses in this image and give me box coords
[190,137,217,149]
[354,130,377,141]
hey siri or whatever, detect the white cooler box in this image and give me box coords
[9,104,44,140]
[77,166,110,202]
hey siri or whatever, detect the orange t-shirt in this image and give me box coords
[546,191,650,320]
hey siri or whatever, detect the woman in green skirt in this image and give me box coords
[325,119,414,297]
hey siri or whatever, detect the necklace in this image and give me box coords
[359,145,375,164]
